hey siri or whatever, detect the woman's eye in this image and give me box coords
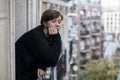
[52,20,56,23]
[58,21,61,24]
[51,19,61,24]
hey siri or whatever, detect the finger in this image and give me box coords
[53,29,57,34]
[49,28,55,35]
[41,70,46,76]
[38,69,46,77]
[37,69,41,78]
[51,29,57,35]
[48,28,52,35]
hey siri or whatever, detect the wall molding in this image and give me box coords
[8,0,15,80]
[42,0,68,7]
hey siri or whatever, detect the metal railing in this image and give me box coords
[37,53,66,80]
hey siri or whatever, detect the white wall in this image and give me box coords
[0,0,15,80]
[15,0,27,41]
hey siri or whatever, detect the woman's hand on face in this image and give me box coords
[48,27,58,35]
[37,68,46,78]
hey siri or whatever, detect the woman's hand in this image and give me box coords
[48,27,58,35]
[37,68,46,78]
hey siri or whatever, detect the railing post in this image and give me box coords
[51,67,57,80]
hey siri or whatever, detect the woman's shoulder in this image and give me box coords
[28,25,43,33]
[22,25,43,37]
[16,25,43,42]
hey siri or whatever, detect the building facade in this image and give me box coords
[102,12,120,39]
[101,0,120,40]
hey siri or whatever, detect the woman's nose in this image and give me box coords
[55,22,60,27]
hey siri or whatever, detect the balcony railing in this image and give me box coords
[39,53,66,80]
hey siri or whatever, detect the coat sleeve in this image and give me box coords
[24,32,62,67]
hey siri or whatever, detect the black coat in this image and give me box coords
[15,25,61,80]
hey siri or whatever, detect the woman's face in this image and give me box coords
[44,16,62,32]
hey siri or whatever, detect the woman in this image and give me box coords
[15,9,63,80]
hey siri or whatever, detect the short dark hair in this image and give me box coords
[41,9,63,26]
